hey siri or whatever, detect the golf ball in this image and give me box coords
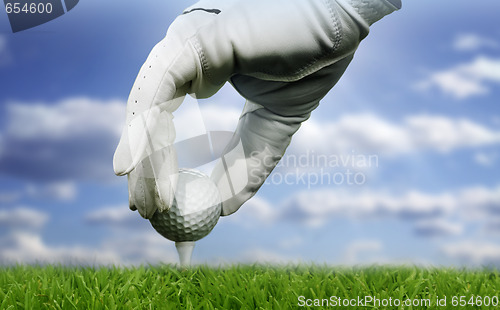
[149,169,221,242]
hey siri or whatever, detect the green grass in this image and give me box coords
[1,265,499,309]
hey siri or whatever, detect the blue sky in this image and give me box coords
[1,0,500,266]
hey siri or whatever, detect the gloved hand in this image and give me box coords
[113,0,401,219]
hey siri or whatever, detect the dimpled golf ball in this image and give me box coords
[149,169,221,242]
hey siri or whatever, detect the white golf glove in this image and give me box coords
[113,0,401,218]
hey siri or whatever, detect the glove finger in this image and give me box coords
[113,15,202,176]
[147,145,179,213]
[113,101,180,176]
[127,145,178,219]
[128,163,157,219]
[114,6,235,176]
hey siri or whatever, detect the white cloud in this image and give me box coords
[0,207,49,230]
[292,113,500,156]
[6,98,124,140]
[460,186,500,219]
[86,206,131,224]
[281,189,456,226]
[1,183,77,204]
[0,96,238,182]
[1,184,499,266]
[293,114,411,156]
[415,56,500,99]
[442,241,500,266]
[413,219,463,237]
[0,206,177,265]
[225,196,277,227]
[85,205,141,226]
[417,70,488,99]
[484,219,500,234]
[453,33,499,52]
[4,97,497,183]
[257,185,500,231]
[343,240,383,265]
[279,236,304,250]
[174,100,497,178]
[26,182,77,201]
[0,98,125,181]
[99,232,178,265]
[238,248,299,264]
[405,115,500,152]
[0,232,121,266]
[474,152,497,167]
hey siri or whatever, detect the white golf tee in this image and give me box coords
[175,241,195,267]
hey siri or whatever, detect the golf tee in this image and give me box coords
[175,241,195,267]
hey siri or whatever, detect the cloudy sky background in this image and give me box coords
[1,0,500,266]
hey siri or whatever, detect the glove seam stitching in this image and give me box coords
[326,0,343,55]
[191,37,214,84]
